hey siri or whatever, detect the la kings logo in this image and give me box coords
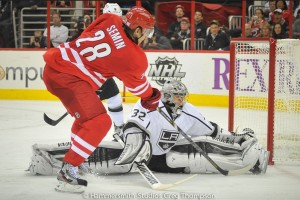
[157,130,179,151]
[148,57,186,86]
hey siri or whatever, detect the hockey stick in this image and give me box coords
[113,134,197,190]
[157,107,254,176]
[43,112,68,126]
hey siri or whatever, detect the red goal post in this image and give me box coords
[229,38,300,165]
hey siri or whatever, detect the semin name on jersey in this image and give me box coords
[106,25,126,49]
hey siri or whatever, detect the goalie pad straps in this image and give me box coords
[85,140,133,174]
[209,121,254,144]
[166,136,260,174]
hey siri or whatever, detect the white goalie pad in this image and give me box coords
[166,136,266,174]
[26,140,138,176]
[27,143,68,175]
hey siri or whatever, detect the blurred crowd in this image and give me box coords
[0,0,300,50]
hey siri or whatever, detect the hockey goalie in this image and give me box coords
[27,79,269,177]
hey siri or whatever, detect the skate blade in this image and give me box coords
[55,181,86,193]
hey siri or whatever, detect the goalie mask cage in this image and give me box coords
[229,38,300,165]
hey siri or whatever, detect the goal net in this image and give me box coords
[229,39,300,164]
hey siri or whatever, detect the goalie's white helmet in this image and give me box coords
[161,79,188,105]
[103,3,122,17]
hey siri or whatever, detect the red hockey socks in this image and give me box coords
[64,113,112,166]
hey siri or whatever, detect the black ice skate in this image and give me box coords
[55,162,87,193]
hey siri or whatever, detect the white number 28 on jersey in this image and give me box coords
[75,30,111,61]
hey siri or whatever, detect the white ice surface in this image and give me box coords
[0,100,299,200]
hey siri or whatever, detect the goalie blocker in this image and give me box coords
[27,123,269,176]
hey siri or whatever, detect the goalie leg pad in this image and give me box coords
[166,136,261,174]
[28,152,60,175]
[27,144,66,175]
[27,141,137,175]
[166,150,247,174]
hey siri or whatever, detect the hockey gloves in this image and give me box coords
[141,88,161,111]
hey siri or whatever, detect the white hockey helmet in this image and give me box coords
[161,79,188,105]
[103,3,122,17]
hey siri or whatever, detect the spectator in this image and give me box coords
[194,10,207,39]
[142,15,171,50]
[265,0,276,22]
[43,11,69,47]
[275,0,290,23]
[245,23,254,38]
[167,5,185,38]
[272,23,288,39]
[249,8,266,37]
[142,32,172,50]
[70,14,92,41]
[170,17,191,50]
[276,0,288,10]
[259,23,272,38]
[269,9,289,34]
[292,9,300,39]
[83,14,92,27]
[153,16,163,37]
[52,1,74,25]
[204,20,230,50]
[52,1,73,7]
[29,31,44,48]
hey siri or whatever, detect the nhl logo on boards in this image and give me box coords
[148,57,186,86]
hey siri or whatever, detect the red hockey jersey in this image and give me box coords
[43,13,153,99]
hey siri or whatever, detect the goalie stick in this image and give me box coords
[113,134,197,190]
[157,107,254,176]
[43,112,68,126]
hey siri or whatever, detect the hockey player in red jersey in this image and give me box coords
[42,6,160,193]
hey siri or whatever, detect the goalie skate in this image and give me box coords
[55,162,87,193]
[250,148,270,175]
